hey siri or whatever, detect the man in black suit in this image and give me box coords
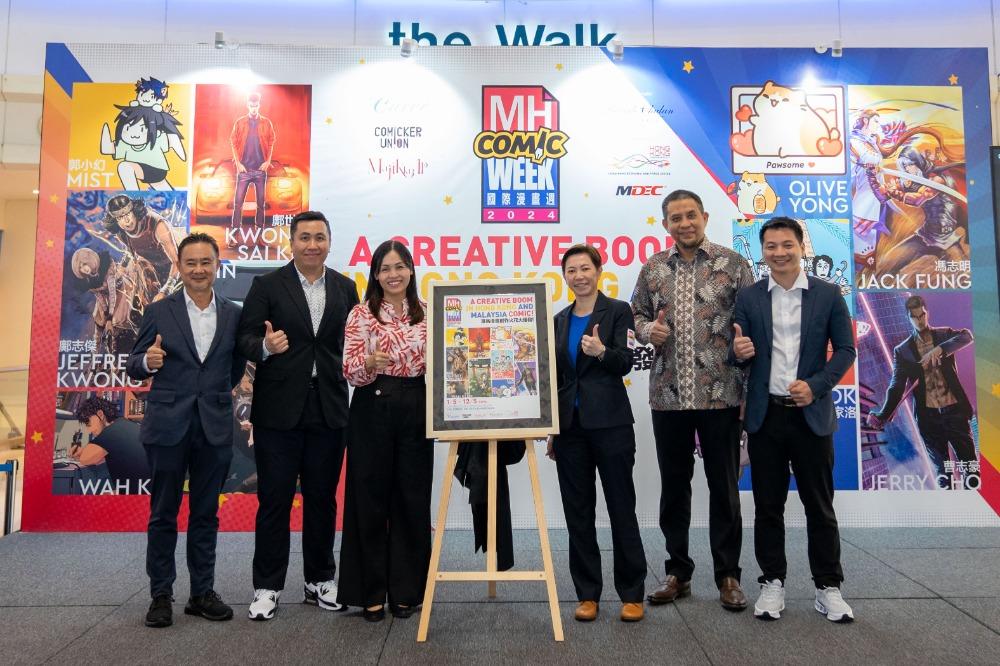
[730,217,856,623]
[236,211,359,620]
[127,232,245,628]
[868,295,976,488]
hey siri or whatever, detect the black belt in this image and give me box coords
[769,394,799,408]
[925,403,961,415]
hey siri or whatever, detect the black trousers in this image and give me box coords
[337,376,433,608]
[918,409,977,488]
[651,407,742,586]
[748,402,844,588]
[553,413,646,603]
[252,386,346,590]
[145,408,233,598]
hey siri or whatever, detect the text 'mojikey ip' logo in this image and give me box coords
[474,85,569,223]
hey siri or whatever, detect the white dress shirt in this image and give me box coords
[261,266,325,376]
[184,289,218,362]
[768,270,809,396]
[143,289,217,372]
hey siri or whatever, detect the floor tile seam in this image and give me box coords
[41,604,120,665]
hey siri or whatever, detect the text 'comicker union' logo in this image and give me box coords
[474,85,568,223]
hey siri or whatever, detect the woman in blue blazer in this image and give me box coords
[549,244,646,623]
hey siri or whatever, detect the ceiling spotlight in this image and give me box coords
[610,39,624,61]
[831,39,843,58]
[814,45,829,55]
[400,38,417,58]
[214,31,225,50]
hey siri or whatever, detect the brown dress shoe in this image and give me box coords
[620,602,644,622]
[574,600,598,622]
[646,575,691,605]
[719,577,748,611]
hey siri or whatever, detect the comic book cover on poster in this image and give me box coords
[67,80,192,192]
[857,291,979,491]
[443,293,541,421]
[732,218,854,312]
[849,86,970,291]
[189,84,312,262]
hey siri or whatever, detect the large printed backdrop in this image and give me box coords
[25,44,1000,531]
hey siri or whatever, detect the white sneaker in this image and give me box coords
[753,579,785,620]
[815,586,854,623]
[304,580,343,611]
[248,589,280,621]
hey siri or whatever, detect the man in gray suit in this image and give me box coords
[127,232,245,628]
[730,217,856,623]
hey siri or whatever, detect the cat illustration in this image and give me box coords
[728,172,780,215]
[749,81,841,158]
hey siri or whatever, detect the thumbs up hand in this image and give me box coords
[146,334,166,370]
[580,323,606,358]
[732,323,755,361]
[264,320,289,354]
[365,333,391,372]
[650,308,671,346]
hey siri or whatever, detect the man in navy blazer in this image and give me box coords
[730,218,856,623]
[127,232,245,628]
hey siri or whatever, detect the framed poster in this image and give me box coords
[426,279,559,440]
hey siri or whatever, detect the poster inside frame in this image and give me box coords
[427,279,559,440]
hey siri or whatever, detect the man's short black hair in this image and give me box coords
[75,396,118,423]
[759,216,804,244]
[177,232,219,260]
[661,189,704,216]
[905,295,926,311]
[290,211,331,237]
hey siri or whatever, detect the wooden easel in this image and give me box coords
[416,438,564,642]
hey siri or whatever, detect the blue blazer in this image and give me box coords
[731,276,855,437]
[553,291,635,430]
[127,290,245,447]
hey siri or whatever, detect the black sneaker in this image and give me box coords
[184,590,234,621]
[145,594,173,628]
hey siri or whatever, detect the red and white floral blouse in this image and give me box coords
[343,299,427,387]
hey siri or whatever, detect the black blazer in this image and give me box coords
[553,291,635,430]
[731,276,855,437]
[236,261,360,430]
[126,289,245,447]
[876,326,973,423]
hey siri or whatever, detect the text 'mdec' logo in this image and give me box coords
[474,85,568,223]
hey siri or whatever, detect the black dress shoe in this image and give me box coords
[363,606,386,622]
[184,590,234,621]
[145,594,173,628]
[390,604,417,619]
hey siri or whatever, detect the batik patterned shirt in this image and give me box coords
[631,238,754,411]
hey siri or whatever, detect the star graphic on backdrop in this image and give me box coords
[359,58,366,65]
[45,239,54,248]
[324,117,333,125]
[218,495,229,508]
[31,431,43,444]
[948,74,959,85]
[646,216,657,226]
[583,192,589,198]
[367,213,373,219]
[292,498,302,509]
[443,195,454,205]
[623,379,632,387]
[48,194,59,204]
[682,60,695,74]
[555,63,564,71]
[992,383,1000,398]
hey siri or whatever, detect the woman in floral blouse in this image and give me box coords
[336,240,432,622]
